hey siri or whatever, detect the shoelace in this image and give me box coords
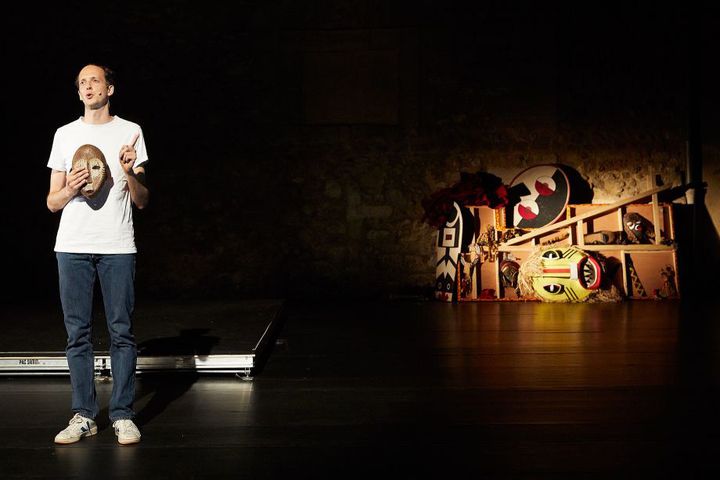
[69,414,85,425]
[114,420,136,432]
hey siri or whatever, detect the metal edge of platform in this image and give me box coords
[0,354,255,376]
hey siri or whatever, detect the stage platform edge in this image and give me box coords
[0,299,285,378]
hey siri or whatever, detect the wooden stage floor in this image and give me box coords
[0,299,719,478]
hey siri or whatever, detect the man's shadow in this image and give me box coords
[97,328,220,429]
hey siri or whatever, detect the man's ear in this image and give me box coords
[107,84,115,96]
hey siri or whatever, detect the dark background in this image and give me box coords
[2,1,718,305]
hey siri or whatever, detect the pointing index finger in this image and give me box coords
[129,133,140,148]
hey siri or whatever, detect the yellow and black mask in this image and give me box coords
[530,246,602,302]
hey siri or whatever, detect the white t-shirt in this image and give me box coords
[47,116,149,254]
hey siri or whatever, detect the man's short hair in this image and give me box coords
[74,64,116,89]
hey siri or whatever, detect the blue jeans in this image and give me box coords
[57,253,137,421]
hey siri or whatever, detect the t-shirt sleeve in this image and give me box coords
[46,130,67,171]
[134,127,149,168]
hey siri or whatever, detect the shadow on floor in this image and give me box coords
[97,329,220,429]
[132,372,199,428]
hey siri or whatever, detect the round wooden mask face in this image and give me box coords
[72,144,107,198]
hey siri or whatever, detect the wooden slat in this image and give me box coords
[620,250,628,296]
[576,220,584,246]
[503,185,672,246]
[497,244,675,253]
[652,193,662,244]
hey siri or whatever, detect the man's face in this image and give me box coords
[77,65,113,110]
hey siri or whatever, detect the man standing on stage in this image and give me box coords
[46,64,149,445]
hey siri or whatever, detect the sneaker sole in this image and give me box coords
[116,436,141,445]
[54,426,98,444]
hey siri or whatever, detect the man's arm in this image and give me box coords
[127,165,149,209]
[119,133,149,209]
[47,168,89,213]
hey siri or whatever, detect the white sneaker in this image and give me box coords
[54,413,97,444]
[113,419,141,445]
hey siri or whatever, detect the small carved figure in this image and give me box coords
[660,265,678,298]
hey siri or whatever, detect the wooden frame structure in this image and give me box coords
[458,185,680,302]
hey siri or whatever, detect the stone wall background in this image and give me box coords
[5,1,718,303]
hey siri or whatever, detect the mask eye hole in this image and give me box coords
[543,284,565,294]
[542,250,562,260]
